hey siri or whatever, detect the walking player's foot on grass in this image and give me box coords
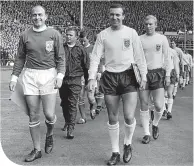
[123,144,132,163]
[142,135,151,144]
[152,125,159,140]
[45,135,53,154]
[107,152,120,165]
[24,149,42,162]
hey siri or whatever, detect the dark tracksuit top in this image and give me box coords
[59,42,89,127]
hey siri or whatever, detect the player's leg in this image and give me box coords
[179,66,183,88]
[139,70,152,144]
[22,69,42,162]
[105,95,121,165]
[182,65,187,89]
[166,84,174,119]
[36,68,58,154]
[25,95,42,162]
[122,92,137,163]
[149,94,155,122]
[163,90,168,117]
[99,70,121,165]
[189,66,193,84]
[186,67,190,85]
[151,88,164,139]
[41,93,57,154]
[119,68,138,163]
[146,68,166,140]
[139,90,151,144]
[166,69,177,119]
[172,82,178,99]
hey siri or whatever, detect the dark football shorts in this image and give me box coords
[99,69,138,95]
[170,69,177,85]
[145,68,165,90]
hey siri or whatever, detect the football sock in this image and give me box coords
[140,110,150,136]
[167,98,173,113]
[153,110,163,126]
[124,118,136,145]
[107,122,120,153]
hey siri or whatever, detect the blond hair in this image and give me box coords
[144,15,157,25]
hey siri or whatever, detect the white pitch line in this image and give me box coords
[0,98,11,100]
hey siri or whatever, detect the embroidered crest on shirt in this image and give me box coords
[46,41,54,52]
[156,44,161,51]
[123,38,130,50]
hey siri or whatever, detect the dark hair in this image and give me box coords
[79,30,87,38]
[171,40,176,44]
[110,3,125,15]
[66,27,78,36]
[182,48,187,53]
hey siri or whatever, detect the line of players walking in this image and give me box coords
[76,31,193,126]
[9,4,193,165]
[162,40,193,120]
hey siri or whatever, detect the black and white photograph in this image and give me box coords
[0,0,193,165]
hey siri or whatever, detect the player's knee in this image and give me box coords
[45,112,55,122]
[29,111,40,122]
[29,113,40,126]
[108,116,118,125]
[140,101,149,110]
[45,114,57,125]
[124,116,134,125]
[154,101,163,111]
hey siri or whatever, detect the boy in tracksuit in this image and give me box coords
[59,27,89,139]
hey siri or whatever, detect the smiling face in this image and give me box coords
[109,7,124,29]
[31,6,47,29]
[144,17,157,35]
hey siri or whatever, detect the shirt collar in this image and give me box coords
[65,41,80,47]
[33,25,47,32]
[85,43,90,48]
[67,43,76,47]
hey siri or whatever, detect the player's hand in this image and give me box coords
[165,76,170,87]
[87,79,96,91]
[139,80,146,91]
[54,78,63,89]
[9,81,17,91]
[96,73,101,81]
